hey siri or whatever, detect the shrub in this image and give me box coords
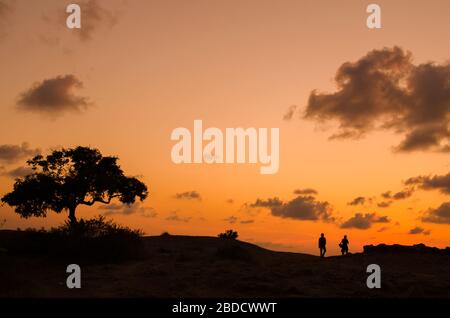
[218,229,238,240]
[11,216,144,263]
[51,215,143,239]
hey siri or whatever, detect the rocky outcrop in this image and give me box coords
[363,243,450,255]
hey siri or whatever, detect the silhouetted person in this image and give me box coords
[318,233,326,258]
[339,235,349,255]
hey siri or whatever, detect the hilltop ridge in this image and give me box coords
[1,231,450,297]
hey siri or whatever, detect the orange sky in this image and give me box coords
[0,0,449,255]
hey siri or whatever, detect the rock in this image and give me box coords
[363,243,450,255]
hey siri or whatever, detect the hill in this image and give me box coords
[1,231,449,297]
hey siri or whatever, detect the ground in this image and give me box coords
[1,231,449,298]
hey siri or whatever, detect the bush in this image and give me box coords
[51,215,143,239]
[218,229,238,240]
[11,216,144,263]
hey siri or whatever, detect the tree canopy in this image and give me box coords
[1,146,148,225]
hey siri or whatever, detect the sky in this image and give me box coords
[0,0,449,256]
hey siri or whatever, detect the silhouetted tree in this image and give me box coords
[1,146,148,226]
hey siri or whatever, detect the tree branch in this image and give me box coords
[79,194,121,206]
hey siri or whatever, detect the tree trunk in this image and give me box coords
[68,206,77,226]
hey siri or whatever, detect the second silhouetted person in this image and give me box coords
[339,235,349,255]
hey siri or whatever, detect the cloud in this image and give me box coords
[379,188,414,201]
[53,0,119,42]
[392,189,414,200]
[249,197,283,208]
[381,191,392,199]
[377,201,392,208]
[174,191,202,201]
[224,216,238,224]
[405,172,450,195]
[17,75,90,117]
[0,1,12,40]
[283,105,298,121]
[422,202,450,224]
[226,199,234,204]
[166,211,191,222]
[223,215,254,224]
[408,226,431,235]
[251,195,334,222]
[79,0,119,41]
[0,166,33,178]
[98,202,157,218]
[0,143,40,163]
[304,46,450,152]
[340,212,390,229]
[0,1,9,16]
[348,196,365,206]
[293,188,318,195]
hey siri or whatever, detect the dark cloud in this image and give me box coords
[17,75,90,117]
[377,226,389,232]
[226,199,234,204]
[377,201,392,208]
[174,191,202,201]
[240,219,254,224]
[392,188,414,200]
[304,46,450,152]
[251,195,334,222]
[405,172,450,194]
[283,105,298,121]
[408,226,431,235]
[0,166,33,179]
[379,188,414,201]
[422,202,450,224]
[166,211,191,223]
[340,212,390,229]
[381,191,392,199]
[0,143,40,163]
[293,188,318,195]
[348,196,365,206]
[250,197,283,208]
[98,202,157,218]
